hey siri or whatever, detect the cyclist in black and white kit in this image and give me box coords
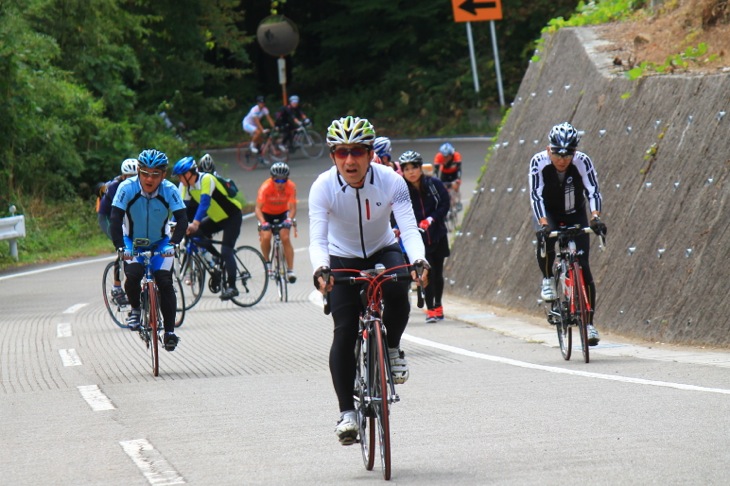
[530,122,607,346]
[310,116,430,445]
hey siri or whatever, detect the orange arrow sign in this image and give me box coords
[452,0,503,22]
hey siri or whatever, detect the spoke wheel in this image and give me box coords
[145,285,160,377]
[556,305,572,361]
[171,268,186,328]
[230,246,268,307]
[102,259,128,328]
[236,141,259,171]
[264,140,289,164]
[573,263,590,363]
[373,321,391,480]
[299,130,325,158]
[274,243,288,302]
[354,338,376,471]
[178,252,205,310]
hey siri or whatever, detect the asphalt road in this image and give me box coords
[1,139,729,485]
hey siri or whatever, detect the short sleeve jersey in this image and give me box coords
[112,176,186,244]
[433,152,462,175]
[257,178,297,215]
[243,105,270,126]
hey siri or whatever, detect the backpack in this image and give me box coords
[215,174,239,198]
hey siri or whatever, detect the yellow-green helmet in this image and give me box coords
[326,116,376,147]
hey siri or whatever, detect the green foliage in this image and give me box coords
[624,42,718,79]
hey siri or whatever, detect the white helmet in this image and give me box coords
[121,158,138,175]
[326,116,376,147]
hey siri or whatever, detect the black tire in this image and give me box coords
[264,138,289,164]
[354,337,376,471]
[299,130,325,159]
[171,268,186,328]
[230,246,268,307]
[102,259,128,328]
[553,273,572,360]
[372,320,391,480]
[144,285,159,377]
[273,242,288,302]
[236,141,259,171]
[573,262,590,363]
[178,252,205,310]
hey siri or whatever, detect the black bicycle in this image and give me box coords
[102,255,186,329]
[289,121,325,159]
[266,221,296,302]
[543,225,605,363]
[324,262,425,480]
[176,236,268,309]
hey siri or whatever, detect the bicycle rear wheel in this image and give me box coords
[573,262,590,363]
[236,141,259,171]
[264,141,289,164]
[299,130,325,159]
[171,268,186,328]
[354,336,376,471]
[273,243,288,302]
[178,252,205,310]
[230,245,268,307]
[102,260,128,328]
[143,285,159,377]
[372,319,391,480]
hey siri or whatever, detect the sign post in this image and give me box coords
[451,0,505,106]
[256,15,300,106]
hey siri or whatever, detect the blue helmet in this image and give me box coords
[138,149,169,169]
[439,143,455,157]
[373,136,392,158]
[172,156,197,175]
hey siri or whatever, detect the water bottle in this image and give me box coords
[201,248,215,268]
[375,263,386,274]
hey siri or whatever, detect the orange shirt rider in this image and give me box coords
[256,177,297,219]
[433,151,462,184]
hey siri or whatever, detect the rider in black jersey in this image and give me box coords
[529,122,607,346]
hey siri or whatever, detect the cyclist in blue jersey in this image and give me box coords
[110,149,188,351]
[530,122,607,346]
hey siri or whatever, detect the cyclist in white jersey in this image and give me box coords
[241,95,275,154]
[530,122,607,346]
[309,115,430,445]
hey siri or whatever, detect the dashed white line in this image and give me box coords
[57,322,72,338]
[78,385,116,411]
[402,334,730,396]
[63,303,88,314]
[59,348,82,366]
[120,439,185,485]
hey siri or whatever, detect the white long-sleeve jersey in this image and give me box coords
[309,163,426,271]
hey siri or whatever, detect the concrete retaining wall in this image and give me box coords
[445,27,730,347]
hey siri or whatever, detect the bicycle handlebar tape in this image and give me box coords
[413,260,426,309]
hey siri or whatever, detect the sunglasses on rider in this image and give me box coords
[273,178,288,184]
[138,168,165,178]
[331,146,369,159]
[550,148,575,158]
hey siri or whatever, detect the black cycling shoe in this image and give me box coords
[220,287,239,301]
[163,332,179,352]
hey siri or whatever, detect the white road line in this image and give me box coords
[59,348,82,366]
[120,439,185,485]
[402,334,730,396]
[77,385,116,411]
[0,256,112,281]
[57,322,72,338]
[63,303,88,314]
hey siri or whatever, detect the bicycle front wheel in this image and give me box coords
[372,320,391,480]
[299,130,325,159]
[553,275,572,360]
[102,260,128,328]
[264,141,289,164]
[573,262,590,363]
[230,246,268,307]
[178,252,205,310]
[236,141,259,171]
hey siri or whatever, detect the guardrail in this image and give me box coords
[1,206,26,261]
